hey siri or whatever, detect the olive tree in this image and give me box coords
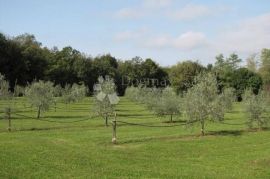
[0,73,13,110]
[144,87,161,110]
[125,86,140,102]
[127,85,150,104]
[243,89,268,129]
[51,84,63,111]
[220,87,236,111]
[0,73,12,100]
[94,76,119,126]
[0,74,14,131]
[25,80,54,118]
[151,87,181,122]
[14,85,25,97]
[61,84,73,106]
[184,73,226,136]
[61,83,87,106]
[71,83,87,102]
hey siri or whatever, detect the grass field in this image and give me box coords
[0,97,270,178]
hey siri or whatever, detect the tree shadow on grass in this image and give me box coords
[0,124,106,133]
[207,130,243,136]
[44,115,88,119]
[118,113,153,117]
[117,127,270,145]
[162,120,187,124]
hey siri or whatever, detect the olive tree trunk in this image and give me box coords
[105,114,108,127]
[200,119,205,136]
[37,106,41,119]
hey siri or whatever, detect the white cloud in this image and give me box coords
[168,4,210,20]
[214,13,270,55]
[142,0,172,9]
[115,29,207,51]
[145,31,207,50]
[114,0,171,19]
[114,28,149,41]
[113,12,270,65]
[173,32,207,49]
[114,2,226,21]
[115,8,145,19]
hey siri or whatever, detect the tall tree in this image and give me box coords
[231,68,262,100]
[246,54,258,73]
[169,61,205,94]
[259,48,270,91]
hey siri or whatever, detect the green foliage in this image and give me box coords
[25,80,54,118]
[0,31,268,98]
[169,61,205,94]
[243,89,268,129]
[214,53,262,100]
[259,48,270,89]
[231,68,262,100]
[118,57,168,95]
[184,73,226,135]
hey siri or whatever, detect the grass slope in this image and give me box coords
[0,97,269,178]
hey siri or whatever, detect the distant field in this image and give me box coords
[0,97,269,178]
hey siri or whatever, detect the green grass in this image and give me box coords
[0,97,270,178]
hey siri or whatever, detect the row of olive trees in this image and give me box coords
[0,73,88,119]
[25,81,87,118]
[126,86,181,122]
[125,73,269,135]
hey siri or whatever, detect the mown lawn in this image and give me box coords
[0,97,269,178]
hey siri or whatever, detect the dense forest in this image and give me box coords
[0,33,269,99]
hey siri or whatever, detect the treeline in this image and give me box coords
[0,33,270,99]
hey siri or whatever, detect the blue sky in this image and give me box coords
[1,0,270,66]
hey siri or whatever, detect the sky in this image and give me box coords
[0,0,270,66]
